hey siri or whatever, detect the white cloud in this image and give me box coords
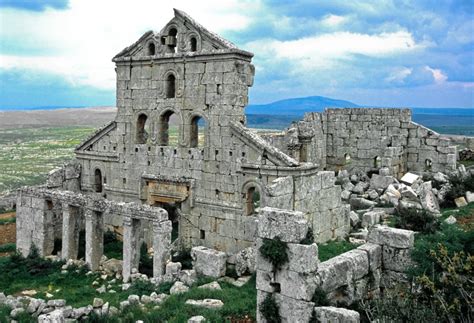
[424,66,448,83]
[247,31,422,71]
[385,67,412,83]
[321,14,347,27]
[0,0,259,89]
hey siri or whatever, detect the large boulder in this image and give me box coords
[191,246,226,278]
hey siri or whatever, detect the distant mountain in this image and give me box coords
[246,96,359,116]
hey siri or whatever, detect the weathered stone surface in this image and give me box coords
[231,247,255,276]
[368,226,414,249]
[188,316,206,323]
[314,306,360,323]
[92,298,104,308]
[382,246,413,272]
[466,191,474,203]
[191,246,226,278]
[455,197,468,208]
[400,172,420,185]
[179,269,197,286]
[258,207,308,243]
[370,174,395,190]
[444,215,457,224]
[287,243,319,273]
[349,197,376,210]
[357,243,382,271]
[170,281,189,295]
[185,299,224,309]
[274,293,314,323]
[361,211,384,228]
[198,281,221,290]
[349,211,360,227]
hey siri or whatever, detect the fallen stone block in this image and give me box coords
[349,211,360,227]
[444,215,457,224]
[400,172,420,185]
[170,281,189,295]
[455,197,468,208]
[314,306,360,323]
[368,226,414,249]
[349,197,376,210]
[188,316,206,323]
[185,299,224,309]
[361,211,384,229]
[370,174,396,190]
[198,281,221,290]
[191,246,226,278]
[357,243,382,271]
[466,191,474,204]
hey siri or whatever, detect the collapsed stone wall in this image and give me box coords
[256,207,415,322]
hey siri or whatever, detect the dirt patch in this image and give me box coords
[0,212,15,220]
[0,214,16,244]
[457,216,474,230]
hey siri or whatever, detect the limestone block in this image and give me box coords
[370,174,396,190]
[357,243,382,271]
[287,243,319,273]
[256,269,275,293]
[188,316,206,323]
[317,256,353,292]
[314,306,360,323]
[465,191,474,203]
[352,182,369,194]
[340,249,369,280]
[275,293,315,323]
[258,207,308,243]
[349,211,360,227]
[444,216,457,225]
[382,246,413,272]
[368,226,414,249]
[455,197,468,208]
[381,270,409,289]
[170,282,189,295]
[231,246,255,276]
[361,211,383,229]
[179,269,197,286]
[400,172,419,185]
[349,197,376,210]
[185,299,224,309]
[341,190,352,200]
[419,186,440,214]
[191,246,226,278]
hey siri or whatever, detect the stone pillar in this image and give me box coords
[85,209,104,271]
[122,217,141,282]
[153,219,172,278]
[61,204,80,260]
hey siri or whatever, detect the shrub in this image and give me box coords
[0,243,15,253]
[259,238,289,270]
[260,294,281,323]
[441,173,474,208]
[312,287,329,306]
[393,208,440,234]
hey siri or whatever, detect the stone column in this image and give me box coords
[122,217,141,282]
[85,209,104,271]
[61,204,80,260]
[153,219,172,278]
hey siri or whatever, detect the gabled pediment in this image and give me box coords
[113,9,251,61]
[75,121,119,162]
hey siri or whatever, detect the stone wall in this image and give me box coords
[265,171,349,243]
[255,207,415,322]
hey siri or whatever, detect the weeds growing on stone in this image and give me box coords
[259,237,289,270]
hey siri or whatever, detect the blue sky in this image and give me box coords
[0,0,473,108]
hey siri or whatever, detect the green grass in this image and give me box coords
[0,217,15,225]
[0,243,15,253]
[0,127,95,194]
[318,240,357,262]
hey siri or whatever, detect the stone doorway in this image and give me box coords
[157,202,180,243]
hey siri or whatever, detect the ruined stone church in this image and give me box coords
[16,9,457,280]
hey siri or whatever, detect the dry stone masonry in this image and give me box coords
[12,8,472,322]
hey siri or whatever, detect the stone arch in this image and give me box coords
[93,168,103,193]
[162,25,178,53]
[158,108,181,146]
[147,41,156,56]
[242,181,263,216]
[136,113,149,144]
[165,73,176,98]
[187,32,201,52]
[189,113,208,148]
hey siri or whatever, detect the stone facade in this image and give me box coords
[16,9,452,275]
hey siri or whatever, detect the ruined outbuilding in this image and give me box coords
[16,9,457,281]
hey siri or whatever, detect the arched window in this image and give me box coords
[374,156,381,168]
[165,74,176,98]
[168,28,177,53]
[190,37,197,52]
[425,159,432,170]
[148,42,156,56]
[344,153,351,164]
[136,114,148,144]
[245,186,260,216]
[190,116,206,148]
[159,111,179,146]
[94,169,103,193]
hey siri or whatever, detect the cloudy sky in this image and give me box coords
[0,0,473,108]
